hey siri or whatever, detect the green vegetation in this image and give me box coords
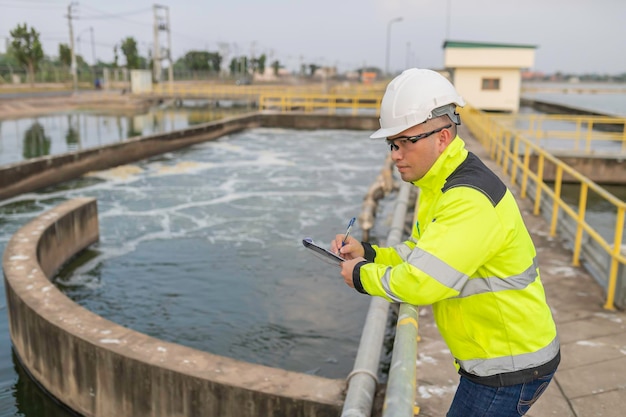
[0,21,394,87]
[9,23,43,85]
[120,37,140,70]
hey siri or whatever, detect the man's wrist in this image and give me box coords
[362,242,376,262]
[352,260,370,294]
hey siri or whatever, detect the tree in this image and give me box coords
[120,37,140,69]
[23,121,51,159]
[9,23,44,85]
[58,44,88,71]
[113,45,119,68]
[308,63,320,77]
[207,52,222,73]
[182,51,222,73]
[184,51,210,71]
[229,56,248,75]
[271,60,281,76]
[59,44,71,67]
[0,45,20,82]
[251,53,266,75]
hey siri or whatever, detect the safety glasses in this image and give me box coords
[386,124,452,152]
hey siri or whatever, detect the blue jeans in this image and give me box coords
[447,372,555,417]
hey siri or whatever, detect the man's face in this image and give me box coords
[386,118,452,183]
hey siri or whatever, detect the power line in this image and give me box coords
[79,5,152,20]
[0,2,64,10]
[2,0,64,3]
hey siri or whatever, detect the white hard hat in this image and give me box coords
[370,68,466,139]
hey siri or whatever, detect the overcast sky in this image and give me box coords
[1,0,624,75]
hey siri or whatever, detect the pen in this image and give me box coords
[340,217,356,250]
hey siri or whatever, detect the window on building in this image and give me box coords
[481,78,500,90]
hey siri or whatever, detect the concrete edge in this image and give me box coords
[3,198,346,416]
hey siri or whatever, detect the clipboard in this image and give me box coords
[302,237,345,264]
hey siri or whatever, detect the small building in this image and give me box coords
[130,69,153,94]
[443,40,537,113]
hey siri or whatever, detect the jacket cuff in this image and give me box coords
[362,242,376,262]
[352,260,371,294]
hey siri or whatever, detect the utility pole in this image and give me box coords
[385,17,402,77]
[406,41,411,69]
[152,5,161,83]
[152,4,173,85]
[66,2,78,91]
[90,26,96,65]
[446,0,452,40]
[165,6,173,85]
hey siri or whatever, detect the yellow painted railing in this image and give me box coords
[461,106,626,310]
[151,83,386,99]
[258,93,381,115]
[491,113,626,152]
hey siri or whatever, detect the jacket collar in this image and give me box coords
[414,136,468,191]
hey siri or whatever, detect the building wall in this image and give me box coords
[130,70,153,94]
[444,47,535,68]
[453,68,521,112]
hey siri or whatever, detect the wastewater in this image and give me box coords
[0,106,397,417]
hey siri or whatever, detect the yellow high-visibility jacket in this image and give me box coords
[355,137,559,386]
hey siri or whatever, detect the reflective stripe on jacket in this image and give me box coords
[355,137,559,383]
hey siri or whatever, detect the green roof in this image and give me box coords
[443,40,537,49]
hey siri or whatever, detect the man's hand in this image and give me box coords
[331,234,365,260]
[339,257,366,288]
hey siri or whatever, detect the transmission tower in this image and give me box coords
[152,4,173,84]
[66,2,79,91]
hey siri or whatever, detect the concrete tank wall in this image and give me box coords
[0,112,379,202]
[3,198,346,417]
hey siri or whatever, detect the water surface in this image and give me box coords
[0,126,394,416]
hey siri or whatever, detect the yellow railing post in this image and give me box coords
[533,155,545,216]
[604,206,625,311]
[511,134,520,186]
[503,131,511,177]
[622,120,626,152]
[521,144,531,198]
[574,118,581,151]
[572,183,588,266]
[586,120,593,152]
[550,167,563,237]
[496,127,504,166]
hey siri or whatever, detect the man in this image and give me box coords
[331,68,559,417]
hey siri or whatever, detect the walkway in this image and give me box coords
[0,90,150,119]
[411,124,626,417]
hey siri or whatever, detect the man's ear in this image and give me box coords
[437,127,453,152]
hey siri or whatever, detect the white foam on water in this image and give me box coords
[86,165,144,181]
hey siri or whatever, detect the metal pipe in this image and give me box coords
[341,181,413,417]
[341,298,390,417]
[382,303,419,417]
[383,182,420,417]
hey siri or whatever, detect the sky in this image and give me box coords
[1,0,625,75]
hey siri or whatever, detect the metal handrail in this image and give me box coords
[341,182,413,417]
[488,113,626,151]
[259,93,381,115]
[381,183,420,417]
[151,83,386,98]
[461,106,626,310]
